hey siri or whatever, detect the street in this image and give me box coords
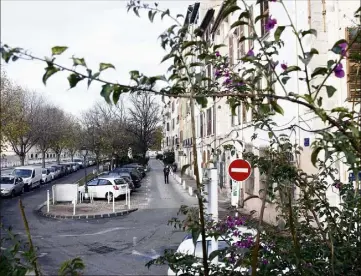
[0,159,198,275]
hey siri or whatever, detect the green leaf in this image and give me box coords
[255,14,268,24]
[213,44,226,51]
[190,62,204,67]
[99,63,115,72]
[230,20,248,29]
[181,164,191,177]
[112,85,123,104]
[51,46,68,56]
[311,147,322,166]
[161,53,175,63]
[133,7,140,17]
[148,10,156,22]
[72,57,86,67]
[181,41,198,51]
[301,29,317,37]
[196,97,208,108]
[311,67,328,78]
[325,85,336,97]
[42,66,59,85]
[161,9,170,20]
[281,66,301,75]
[274,26,286,41]
[238,11,250,20]
[100,84,113,104]
[270,101,284,115]
[281,76,290,84]
[332,39,347,49]
[221,5,240,21]
[327,60,336,69]
[67,73,83,88]
[176,14,184,18]
[317,97,323,107]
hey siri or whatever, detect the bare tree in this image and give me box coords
[49,109,70,164]
[3,88,44,165]
[127,94,161,158]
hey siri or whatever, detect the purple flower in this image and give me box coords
[262,259,269,265]
[334,63,345,78]
[224,78,232,85]
[215,51,221,57]
[339,42,347,56]
[215,70,222,77]
[247,49,255,57]
[224,70,230,77]
[281,63,288,71]
[237,82,245,87]
[334,182,342,189]
[265,16,277,32]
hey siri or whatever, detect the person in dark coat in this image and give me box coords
[163,165,170,184]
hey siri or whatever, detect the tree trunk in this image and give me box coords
[71,154,74,162]
[41,150,46,168]
[190,94,209,276]
[56,154,60,164]
[19,154,25,166]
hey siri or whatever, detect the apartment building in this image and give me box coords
[162,0,360,224]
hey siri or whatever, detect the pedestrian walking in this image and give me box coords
[163,165,170,184]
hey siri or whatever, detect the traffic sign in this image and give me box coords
[228,159,252,182]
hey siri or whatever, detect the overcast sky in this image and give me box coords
[1,0,194,116]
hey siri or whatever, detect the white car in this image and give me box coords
[168,226,291,276]
[12,166,42,191]
[78,176,129,200]
[0,175,25,197]
[41,168,52,184]
[46,167,56,180]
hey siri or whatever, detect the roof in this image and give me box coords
[211,2,226,34]
[199,8,215,36]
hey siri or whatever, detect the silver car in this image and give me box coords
[0,175,25,197]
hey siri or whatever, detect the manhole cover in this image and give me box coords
[89,245,117,254]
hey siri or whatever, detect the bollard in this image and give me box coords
[125,187,128,206]
[52,186,55,205]
[112,191,115,213]
[128,188,130,209]
[47,190,50,213]
[73,198,76,216]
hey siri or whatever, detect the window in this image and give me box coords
[172,101,175,112]
[228,35,234,66]
[206,108,212,136]
[167,123,170,131]
[236,25,246,59]
[260,0,270,37]
[30,154,33,159]
[114,179,126,185]
[242,102,247,123]
[87,179,98,186]
[248,6,255,50]
[172,119,175,130]
[200,113,204,138]
[98,179,112,186]
[166,137,169,146]
[244,144,254,194]
[237,105,241,125]
[346,27,361,101]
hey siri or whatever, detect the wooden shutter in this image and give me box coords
[346,27,361,101]
[248,6,254,50]
[228,35,234,66]
[260,0,269,37]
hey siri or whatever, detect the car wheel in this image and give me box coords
[105,192,113,201]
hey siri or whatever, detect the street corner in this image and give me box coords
[35,200,138,220]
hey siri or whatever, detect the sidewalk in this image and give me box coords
[169,167,249,220]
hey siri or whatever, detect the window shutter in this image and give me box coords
[229,35,234,66]
[346,27,361,101]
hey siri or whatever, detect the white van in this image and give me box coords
[12,166,42,192]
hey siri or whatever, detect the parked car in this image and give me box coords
[41,168,52,184]
[0,175,25,197]
[106,173,135,192]
[60,163,73,174]
[118,167,143,180]
[51,165,64,178]
[73,158,84,168]
[69,162,79,171]
[123,164,146,177]
[11,166,42,191]
[46,167,57,180]
[78,177,129,201]
[112,168,141,188]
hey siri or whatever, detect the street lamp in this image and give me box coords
[80,146,89,201]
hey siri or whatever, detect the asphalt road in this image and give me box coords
[1,159,198,275]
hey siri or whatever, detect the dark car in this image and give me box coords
[122,164,146,177]
[60,163,73,174]
[112,168,141,188]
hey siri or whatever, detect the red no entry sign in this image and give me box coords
[228,159,252,182]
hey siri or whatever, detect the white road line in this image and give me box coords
[57,227,130,237]
[230,168,249,173]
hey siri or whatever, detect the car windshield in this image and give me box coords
[74,159,82,162]
[47,168,55,172]
[42,169,47,174]
[0,177,14,184]
[13,169,32,178]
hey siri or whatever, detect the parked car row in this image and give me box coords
[0,159,95,197]
[78,163,148,201]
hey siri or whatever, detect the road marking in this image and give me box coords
[58,227,130,237]
[230,168,249,173]
[132,249,160,259]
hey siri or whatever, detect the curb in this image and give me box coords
[35,201,138,220]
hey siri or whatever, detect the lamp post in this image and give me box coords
[80,146,89,201]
